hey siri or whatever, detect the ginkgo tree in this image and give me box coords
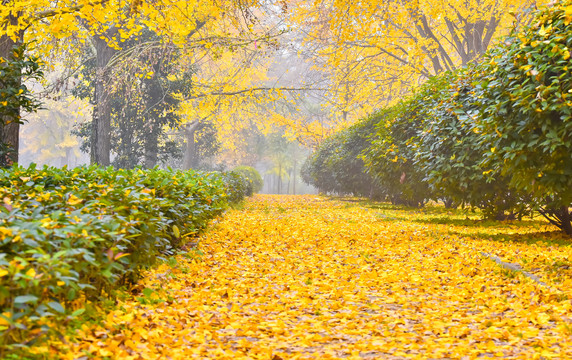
[0,0,277,166]
[288,0,550,122]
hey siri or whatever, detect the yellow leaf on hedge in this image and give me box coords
[67,194,82,206]
[0,312,11,326]
[0,268,8,277]
[26,268,36,278]
[114,253,130,261]
[0,227,12,237]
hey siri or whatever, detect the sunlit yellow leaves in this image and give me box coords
[67,194,82,206]
[564,5,572,25]
[0,312,12,327]
[0,227,13,237]
[287,0,552,124]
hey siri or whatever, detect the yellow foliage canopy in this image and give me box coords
[287,0,551,122]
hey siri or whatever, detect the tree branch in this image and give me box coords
[185,87,316,100]
[537,207,563,228]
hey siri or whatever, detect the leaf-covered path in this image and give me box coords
[67,195,572,359]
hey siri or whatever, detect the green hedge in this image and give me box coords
[303,1,572,229]
[301,115,382,199]
[0,165,248,356]
[476,2,572,231]
[232,166,263,195]
[221,170,251,203]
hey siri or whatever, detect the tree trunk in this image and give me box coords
[66,147,75,168]
[292,159,296,195]
[182,121,202,170]
[560,206,572,236]
[0,12,23,166]
[144,123,159,169]
[277,164,282,194]
[92,33,117,166]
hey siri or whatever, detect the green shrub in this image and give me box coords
[301,136,341,194]
[232,166,263,195]
[301,116,383,199]
[363,89,434,208]
[220,170,250,203]
[477,1,572,233]
[413,67,528,219]
[0,164,239,356]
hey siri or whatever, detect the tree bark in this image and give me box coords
[92,32,117,166]
[144,123,159,169]
[0,12,23,166]
[560,206,572,236]
[182,121,202,170]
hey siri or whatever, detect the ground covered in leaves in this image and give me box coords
[60,195,572,359]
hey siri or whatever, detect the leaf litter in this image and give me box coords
[59,195,572,359]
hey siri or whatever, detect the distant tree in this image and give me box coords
[72,34,192,169]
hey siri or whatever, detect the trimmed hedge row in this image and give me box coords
[0,165,249,355]
[301,115,382,199]
[302,2,572,232]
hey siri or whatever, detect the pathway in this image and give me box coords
[66,195,572,359]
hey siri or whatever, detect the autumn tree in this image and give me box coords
[288,0,548,122]
[71,28,195,169]
[1,0,273,166]
[0,44,42,167]
[0,0,116,165]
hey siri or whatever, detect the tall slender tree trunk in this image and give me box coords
[0,12,23,166]
[144,123,159,169]
[292,159,296,195]
[92,33,117,166]
[182,121,202,170]
[277,164,282,194]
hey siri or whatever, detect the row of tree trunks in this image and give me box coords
[1,17,117,167]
